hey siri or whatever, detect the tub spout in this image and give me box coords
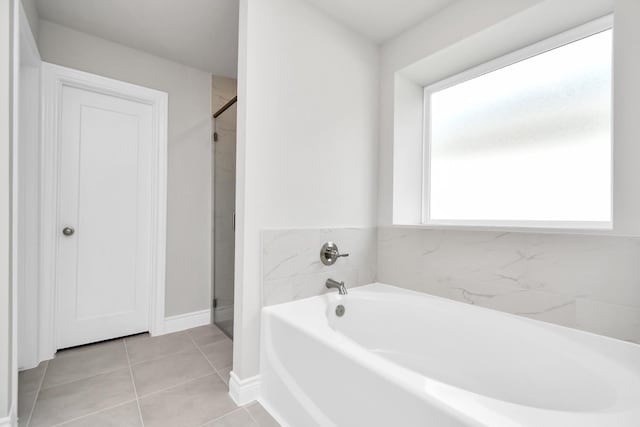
[326,278,348,295]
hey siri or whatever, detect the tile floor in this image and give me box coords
[18,324,280,427]
[214,319,233,339]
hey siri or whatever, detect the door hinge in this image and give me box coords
[213,132,218,142]
[232,212,236,231]
[213,298,218,308]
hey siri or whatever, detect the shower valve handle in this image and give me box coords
[320,242,349,266]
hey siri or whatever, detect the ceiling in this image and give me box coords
[36,0,239,77]
[303,0,459,42]
[35,0,458,77]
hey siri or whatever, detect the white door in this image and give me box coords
[55,84,154,349]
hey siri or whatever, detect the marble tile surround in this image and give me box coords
[378,227,640,343]
[261,226,640,344]
[261,228,376,306]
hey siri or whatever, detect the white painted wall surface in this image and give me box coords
[0,0,14,419]
[20,0,38,40]
[235,0,378,378]
[16,2,40,371]
[38,20,212,317]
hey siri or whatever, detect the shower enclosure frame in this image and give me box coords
[212,96,237,339]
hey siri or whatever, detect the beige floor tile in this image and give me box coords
[187,324,227,347]
[42,340,128,389]
[246,403,280,427]
[200,338,233,369]
[30,368,135,427]
[216,320,234,338]
[56,339,124,358]
[204,409,257,427]
[216,366,232,386]
[132,348,214,396]
[19,360,48,393]
[57,401,142,427]
[139,374,237,427]
[17,390,37,427]
[125,332,195,364]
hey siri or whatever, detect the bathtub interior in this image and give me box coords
[260,284,640,426]
[260,298,482,427]
[324,288,639,412]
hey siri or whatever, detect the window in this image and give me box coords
[424,22,612,228]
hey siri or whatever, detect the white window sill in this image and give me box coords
[389,221,614,236]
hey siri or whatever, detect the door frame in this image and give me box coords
[40,63,168,359]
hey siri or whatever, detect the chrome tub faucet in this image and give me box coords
[326,278,348,295]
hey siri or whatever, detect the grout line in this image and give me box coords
[128,345,198,368]
[38,364,130,392]
[244,405,261,426]
[25,360,50,427]
[51,400,138,427]
[38,340,130,391]
[135,373,218,400]
[124,339,146,427]
[30,329,229,427]
[195,408,248,427]
[186,329,225,380]
[185,328,240,425]
[213,369,228,386]
[129,327,228,400]
[126,332,198,367]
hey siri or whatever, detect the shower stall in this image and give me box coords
[212,96,237,338]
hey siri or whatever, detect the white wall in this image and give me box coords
[0,0,14,420]
[235,0,379,378]
[20,0,37,40]
[16,1,40,371]
[38,20,213,317]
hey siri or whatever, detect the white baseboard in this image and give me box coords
[163,309,211,334]
[229,371,261,406]
[0,404,16,427]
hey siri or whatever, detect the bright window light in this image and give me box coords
[425,27,612,227]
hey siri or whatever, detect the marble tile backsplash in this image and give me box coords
[260,226,640,343]
[261,227,376,306]
[378,227,640,343]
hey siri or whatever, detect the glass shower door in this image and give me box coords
[213,102,236,338]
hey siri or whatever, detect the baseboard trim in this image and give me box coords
[0,404,16,427]
[163,309,211,334]
[229,371,261,406]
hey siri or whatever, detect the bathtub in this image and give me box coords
[259,283,640,426]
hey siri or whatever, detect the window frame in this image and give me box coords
[421,15,614,230]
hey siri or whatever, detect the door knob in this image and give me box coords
[62,227,75,236]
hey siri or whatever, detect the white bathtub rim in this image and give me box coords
[269,282,640,351]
